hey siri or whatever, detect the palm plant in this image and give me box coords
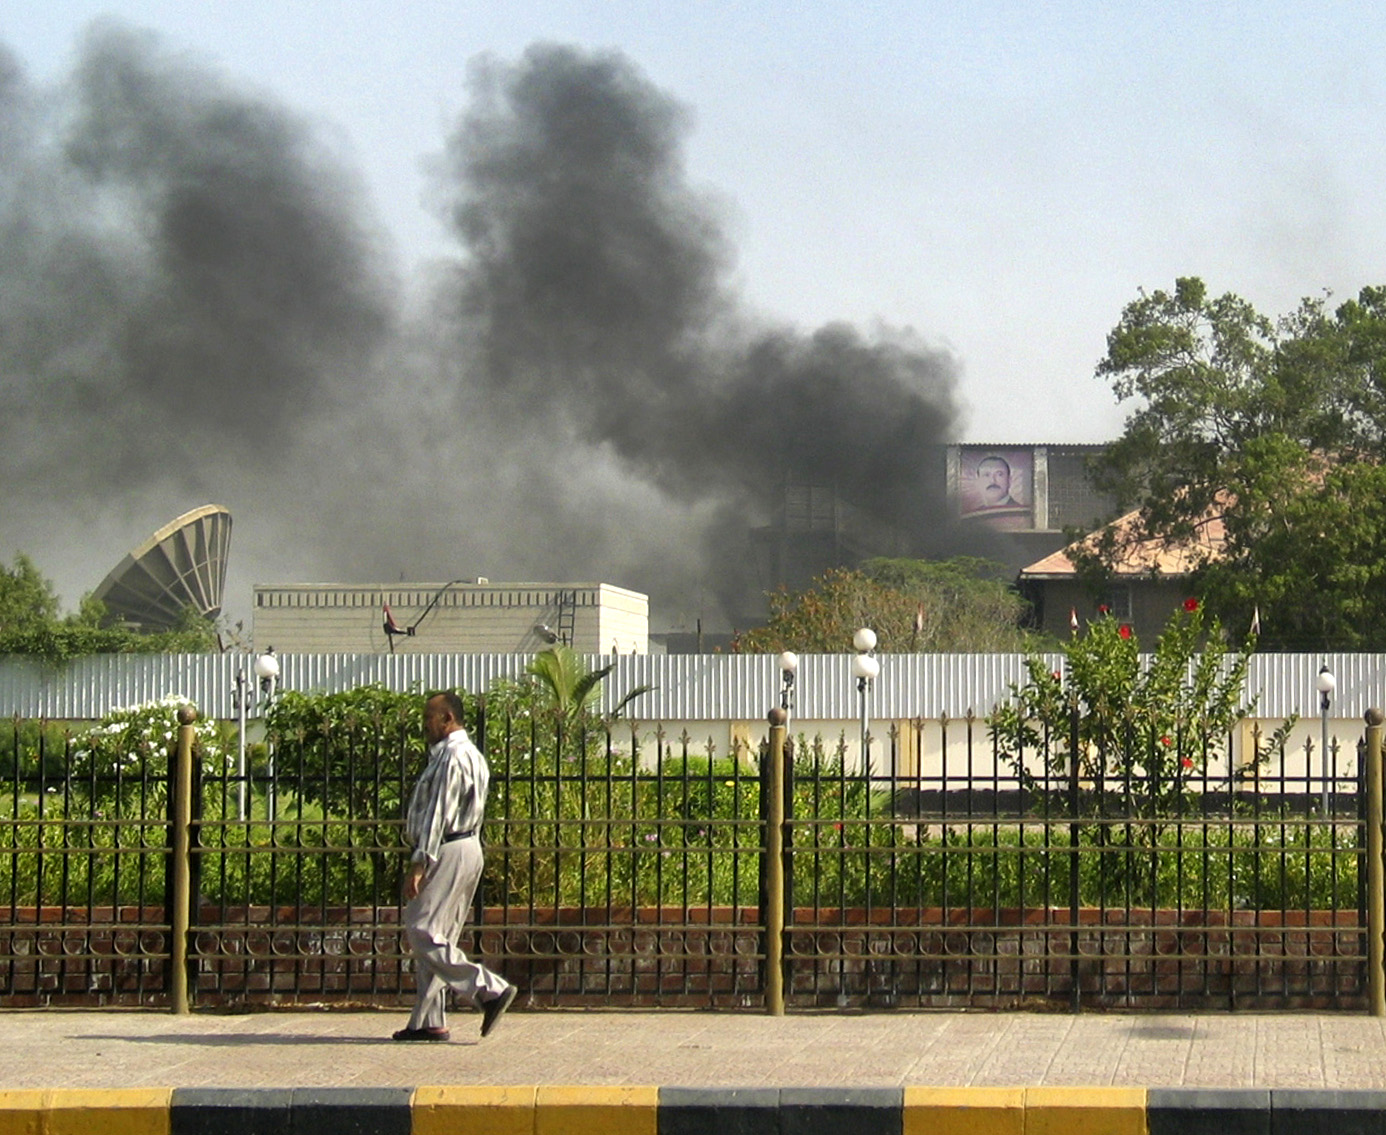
[524,644,654,723]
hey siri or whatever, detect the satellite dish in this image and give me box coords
[91,505,232,631]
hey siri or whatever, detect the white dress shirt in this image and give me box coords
[404,727,490,866]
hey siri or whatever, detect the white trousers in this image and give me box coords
[403,837,509,1030]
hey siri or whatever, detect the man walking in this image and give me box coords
[394,690,516,1041]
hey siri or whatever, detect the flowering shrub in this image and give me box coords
[70,695,229,801]
[988,600,1294,820]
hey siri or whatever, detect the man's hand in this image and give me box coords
[403,861,427,901]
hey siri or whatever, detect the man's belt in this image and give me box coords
[443,829,476,843]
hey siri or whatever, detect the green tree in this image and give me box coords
[1086,276,1386,649]
[0,555,60,637]
[733,558,1036,653]
[0,553,218,662]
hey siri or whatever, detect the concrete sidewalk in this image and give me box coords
[1,1009,1384,1091]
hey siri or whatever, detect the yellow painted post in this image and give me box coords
[171,704,197,1015]
[1366,708,1384,1017]
[765,709,787,1016]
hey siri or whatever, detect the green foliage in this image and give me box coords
[1090,276,1386,649]
[525,644,605,719]
[0,696,1356,916]
[524,644,654,724]
[1,716,72,778]
[0,778,1357,914]
[0,554,60,636]
[0,554,219,662]
[263,684,426,820]
[70,695,230,812]
[829,817,1362,912]
[256,675,658,907]
[988,601,1294,825]
[195,790,403,907]
[734,559,1036,654]
[0,787,404,909]
[1208,459,1386,650]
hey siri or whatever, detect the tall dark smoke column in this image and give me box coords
[438,43,964,621]
[1,26,967,629]
[0,23,394,592]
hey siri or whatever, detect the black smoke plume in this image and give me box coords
[0,28,965,632]
[435,45,963,618]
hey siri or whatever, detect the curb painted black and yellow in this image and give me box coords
[1,1085,1384,1133]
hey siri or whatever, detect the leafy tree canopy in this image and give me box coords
[0,553,219,662]
[1085,277,1386,650]
[0,554,60,637]
[733,557,1037,654]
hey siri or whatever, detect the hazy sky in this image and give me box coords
[5,3,1386,623]
[12,2,1384,443]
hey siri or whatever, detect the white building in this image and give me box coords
[251,580,648,655]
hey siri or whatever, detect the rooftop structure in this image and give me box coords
[91,505,232,631]
[1019,504,1228,641]
[252,580,649,655]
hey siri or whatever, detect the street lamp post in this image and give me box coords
[1317,663,1336,814]
[233,649,281,822]
[851,628,879,779]
[232,666,251,822]
[778,651,798,732]
[254,647,280,700]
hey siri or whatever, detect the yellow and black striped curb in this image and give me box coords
[0,1085,1383,1133]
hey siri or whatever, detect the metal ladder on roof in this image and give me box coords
[556,590,576,646]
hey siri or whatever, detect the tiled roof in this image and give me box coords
[1021,507,1227,578]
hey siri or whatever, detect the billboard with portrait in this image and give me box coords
[957,447,1034,530]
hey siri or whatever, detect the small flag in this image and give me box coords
[1249,605,1261,637]
[383,602,403,635]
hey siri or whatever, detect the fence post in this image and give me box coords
[765,709,787,1016]
[171,704,197,1015]
[1068,698,1081,1013]
[1366,708,1384,1017]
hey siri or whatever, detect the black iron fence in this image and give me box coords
[783,719,1370,1012]
[1,707,1381,1011]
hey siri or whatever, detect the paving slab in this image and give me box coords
[0,1010,1383,1091]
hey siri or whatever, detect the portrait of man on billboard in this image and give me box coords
[958,448,1033,530]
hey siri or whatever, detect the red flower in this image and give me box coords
[1183,597,1199,612]
[1180,756,1194,770]
[1160,735,1172,747]
[1119,624,1132,639]
[1051,671,1062,681]
[1098,604,1110,615]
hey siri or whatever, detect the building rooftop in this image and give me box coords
[1020,506,1227,578]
